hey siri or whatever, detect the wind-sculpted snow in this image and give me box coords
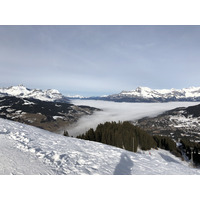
[0,118,200,175]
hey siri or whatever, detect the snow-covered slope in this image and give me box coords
[0,85,68,102]
[106,86,200,102]
[0,118,199,175]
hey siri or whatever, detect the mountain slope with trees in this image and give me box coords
[0,95,99,133]
[77,121,180,156]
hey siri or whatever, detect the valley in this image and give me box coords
[1,85,200,173]
[0,87,100,133]
[69,99,199,137]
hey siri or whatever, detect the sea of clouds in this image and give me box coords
[67,100,199,137]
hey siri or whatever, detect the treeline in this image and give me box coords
[153,135,181,157]
[77,121,179,155]
[181,138,200,149]
[180,138,200,164]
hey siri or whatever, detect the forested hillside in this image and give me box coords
[77,121,180,156]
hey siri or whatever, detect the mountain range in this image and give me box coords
[2,85,200,103]
[69,86,200,102]
[0,85,69,103]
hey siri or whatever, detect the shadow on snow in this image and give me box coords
[114,153,134,175]
[159,152,180,164]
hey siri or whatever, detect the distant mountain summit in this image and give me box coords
[102,86,200,102]
[67,86,200,102]
[68,86,200,102]
[0,85,69,103]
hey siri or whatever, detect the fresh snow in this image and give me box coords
[0,118,199,175]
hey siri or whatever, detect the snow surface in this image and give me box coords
[0,118,199,175]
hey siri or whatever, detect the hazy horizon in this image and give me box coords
[1,25,200,96]
[1,84,200,98]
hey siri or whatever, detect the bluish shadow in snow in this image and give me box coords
[159,153,180,164]
[114,153,134,175]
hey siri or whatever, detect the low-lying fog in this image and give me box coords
[67,100,199,137]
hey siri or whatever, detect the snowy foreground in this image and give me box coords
[0,118,200,175]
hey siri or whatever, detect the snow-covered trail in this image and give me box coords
[0,118,200,175]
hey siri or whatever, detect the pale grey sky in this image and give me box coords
[0,25,200,96]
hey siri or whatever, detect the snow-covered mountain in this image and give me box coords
[0,85,69,103]
[0,118,199,175]
[104,86,200,102]
[67,86,200,102]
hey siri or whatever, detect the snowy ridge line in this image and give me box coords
[0,85,68,103]
[119,86,200,99]
[106,86,200,102]
[68,86,200,102]
[1,118,200,174]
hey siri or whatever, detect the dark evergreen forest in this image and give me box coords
[77,121,180,155]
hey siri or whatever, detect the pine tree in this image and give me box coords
[64,130,69,137]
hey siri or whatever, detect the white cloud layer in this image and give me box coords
[67,100,199,137]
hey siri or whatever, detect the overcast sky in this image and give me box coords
[0,25,200,96]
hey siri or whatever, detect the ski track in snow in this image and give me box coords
[0,118,200,175]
